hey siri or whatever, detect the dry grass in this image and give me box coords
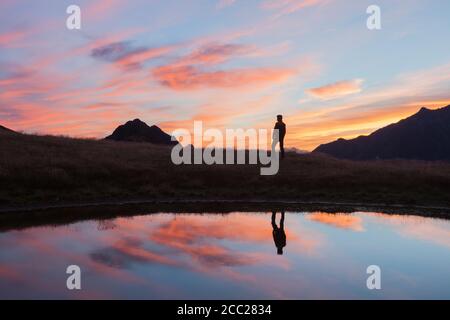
[1,130,450,208]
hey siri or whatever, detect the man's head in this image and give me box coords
[277,114,283,122]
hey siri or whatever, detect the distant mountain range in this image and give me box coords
[314,105,450,161]
[105,119,177,145]
[2,105,450,160]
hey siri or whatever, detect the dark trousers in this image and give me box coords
[272,138,285,159]
[279,139,284,159]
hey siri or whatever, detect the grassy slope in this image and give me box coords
[1,130,450,208]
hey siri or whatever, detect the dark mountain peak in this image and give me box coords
[412,106,433,118]
[125,118,147,128]
[105,119,178,145]
[418,106,431,113]
[409,105,450,122]
[0,125,16,134]
[314,105,450,161]
[129,118,145,124]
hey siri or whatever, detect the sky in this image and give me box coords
[1,0,450,150]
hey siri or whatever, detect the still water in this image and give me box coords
[1,211,449,299]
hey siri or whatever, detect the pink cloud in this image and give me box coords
[181,43,252,65]
[91,41,176,70]
[306,79,364,100]
[217,0,236,9]
[262,0,326,18]
[84,0,125,21]
[153,64,293,90]
[0,28,39,48]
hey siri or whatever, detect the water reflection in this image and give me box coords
[307,212,364,231]
[0,211,449,299]
[272,211,286,255]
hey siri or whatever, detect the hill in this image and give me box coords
[105,119,177,145]
[0,125,16,134]
[1,131,450,209]
[314,105,450,161]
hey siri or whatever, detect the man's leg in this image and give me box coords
[280,139,285,159]
[271,139,278,157]
[271,212,279,230]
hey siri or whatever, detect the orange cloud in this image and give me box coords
[115,46,174,70]
[289,100,450,150]
[289,63,450,150]
[306,79,364,100]
[181,43,252,65]
[153,64,293,90]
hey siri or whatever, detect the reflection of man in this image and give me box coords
[272,115,286,159]
[271,211,286,255]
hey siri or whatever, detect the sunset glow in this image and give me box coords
[1,0,450,150]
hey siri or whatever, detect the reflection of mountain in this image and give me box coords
[314,105,450,161]
[105,118,178,145]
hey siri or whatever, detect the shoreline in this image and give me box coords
[2,198,450,233]
[2,197,450,215]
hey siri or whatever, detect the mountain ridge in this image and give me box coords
[0,125,17,134]
[313,105,450,161]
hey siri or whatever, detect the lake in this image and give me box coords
[1,210,449,299]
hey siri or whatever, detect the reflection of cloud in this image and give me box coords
[0,213,326,299]
[0,229,146,297]
[307,213,364,231]
[90,248,132,269]
[306,79,364,100]
[367,213,450,248]
[149,216,265,267]
[90,237,178,269]
[109,237,178,267]
[0,266,21,281]
[402,223,450,249]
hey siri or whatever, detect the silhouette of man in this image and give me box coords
[271,211,286,255]
[272,115,286,159]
